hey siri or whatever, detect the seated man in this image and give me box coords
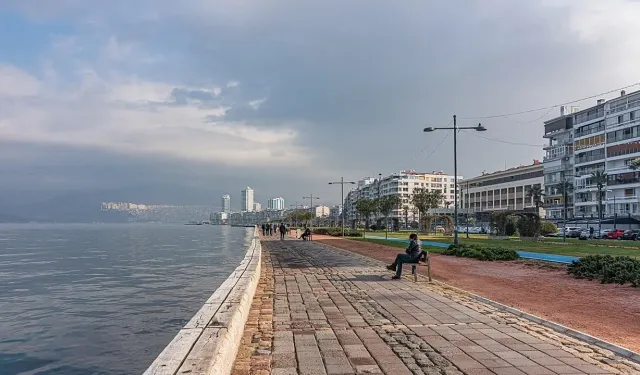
[386,233,422,279]
[301,227,311,241]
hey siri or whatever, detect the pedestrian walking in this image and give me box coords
[279,223,286,240]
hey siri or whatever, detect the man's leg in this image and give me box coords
[394,254,413,278]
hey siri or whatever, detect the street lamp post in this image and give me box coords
[329,178,356,237]
[424,115,487,245]
[303,194,320,240]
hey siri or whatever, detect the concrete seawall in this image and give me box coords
[143,226,262,375]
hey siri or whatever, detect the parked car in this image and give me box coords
[606,229,625,240]
[621,229,640,240]
[596,229,611,239]
[565,227,583,238]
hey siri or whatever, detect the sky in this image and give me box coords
[1,0,640,210]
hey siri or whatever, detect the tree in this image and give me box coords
[591,170,607,233]
[402,205,409,230]
[411,188,444,233]
[526,185,544,217]
[629,158,640,170]
[557,180,573,241]
[355,199,377,235]
[378,195,401,239]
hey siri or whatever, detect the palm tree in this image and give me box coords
[591,170,608,234]
[526,185,544,217]
[557,180,573,242]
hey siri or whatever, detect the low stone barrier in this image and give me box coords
[143,226,262,375]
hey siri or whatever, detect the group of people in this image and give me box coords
[386,233,429,279]
[261,223,289,240]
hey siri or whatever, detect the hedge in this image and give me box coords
[567,255,639,287]
[443,244,520,261]
[312,228,362,237]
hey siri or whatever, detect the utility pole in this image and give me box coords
[303,194,320,240]
[329,178,356,237]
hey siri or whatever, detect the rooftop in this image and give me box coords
[463,160,542,181]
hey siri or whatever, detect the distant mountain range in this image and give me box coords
[0,184,223,223]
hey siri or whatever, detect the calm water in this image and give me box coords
[0,223,251,375]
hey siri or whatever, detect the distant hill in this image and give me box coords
[0,184,223,223]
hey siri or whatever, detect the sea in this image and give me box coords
[0,223,252,375]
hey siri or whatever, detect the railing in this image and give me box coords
[575,125,605,139]
[607,196,638,203]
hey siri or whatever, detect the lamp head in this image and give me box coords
[423,127,435,132]
[475,123,487,131]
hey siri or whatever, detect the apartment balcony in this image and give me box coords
[607,165,632,174]
[606,196,638,203]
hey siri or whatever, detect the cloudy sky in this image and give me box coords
[1,0,639,209]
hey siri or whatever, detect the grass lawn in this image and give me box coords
[354,232,640,258]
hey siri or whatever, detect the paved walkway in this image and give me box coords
[232,239,640,375]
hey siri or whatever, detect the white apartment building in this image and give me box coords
[315,205,331,218]
[344,170,461,223]
[241,186,254,212]
[573,90,640,217]
[267,197,285,211]
[221,194,231,213]
[253,202,262,212]
[460,161,544,216]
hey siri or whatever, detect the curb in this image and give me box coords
[143,226,262,375]
[426,278,640,364]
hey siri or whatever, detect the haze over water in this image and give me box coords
[0,223,251,375]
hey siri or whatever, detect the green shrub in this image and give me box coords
[540,221,558,236]
[505,222,517,236]
[567,255,639,287]
[313,228,362,237]
[443,244,520,261]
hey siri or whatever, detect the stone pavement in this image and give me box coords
[231,239,640,375]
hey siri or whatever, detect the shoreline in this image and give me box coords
[143,226,261,375]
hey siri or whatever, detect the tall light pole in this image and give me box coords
[329,178,356,237]
[303,194,320,240]
[424,115,487,245]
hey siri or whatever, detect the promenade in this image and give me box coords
[232,238,640,375]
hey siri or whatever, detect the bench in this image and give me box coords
[402,254,432,282]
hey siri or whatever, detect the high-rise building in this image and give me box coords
[254,202,262,212]
[241,186,254,212]
[221,194,231,213]
[315,205,331,218]
[543,106,577,220]
[267,197,285,210]
[573,90,640,218]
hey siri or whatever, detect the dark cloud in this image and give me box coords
[2,0,639,208]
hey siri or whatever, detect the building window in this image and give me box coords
[632,112,636,121]
[618,115,624,124]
